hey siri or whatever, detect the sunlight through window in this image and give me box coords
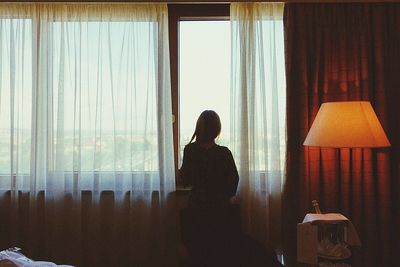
[179,21,230,162]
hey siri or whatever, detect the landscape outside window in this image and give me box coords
[179,21,231,164]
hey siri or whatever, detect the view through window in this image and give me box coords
[179,20,230,163]
[0,19,33,175]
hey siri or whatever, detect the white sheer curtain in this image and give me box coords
[0,3,176,266]
[230,3,286,248]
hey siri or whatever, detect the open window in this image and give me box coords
[168,4,230,184]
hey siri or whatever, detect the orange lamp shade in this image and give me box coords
[303,101,391,148]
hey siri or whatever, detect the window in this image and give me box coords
[169,4,286,185]
[168,4,230,179]
[0,18,33,175]
[179,20,231,163]
[50,21,160,172]
[0,5,172,193]
[0,4,286,189]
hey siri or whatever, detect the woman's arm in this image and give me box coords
[225,149,239,197]
[179,146,193,188]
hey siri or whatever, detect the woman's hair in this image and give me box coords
[189,110,221,144]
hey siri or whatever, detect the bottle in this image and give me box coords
[312,200,322,214]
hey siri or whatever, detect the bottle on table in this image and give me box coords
[312,199,322,214]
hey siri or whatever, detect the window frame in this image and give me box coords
[167,4,230,185]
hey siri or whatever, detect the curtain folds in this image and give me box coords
[283,3,400,267]
[230,3,286,249]
[0,3,176,266]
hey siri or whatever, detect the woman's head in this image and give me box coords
[189,110,221,144]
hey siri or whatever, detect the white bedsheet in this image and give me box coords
[0,249,73,267]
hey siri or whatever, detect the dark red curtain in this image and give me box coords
[283,3,400,267]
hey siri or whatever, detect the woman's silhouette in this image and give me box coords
[179,110,283,267]
[179,110,240,267]
[180,110,239,208]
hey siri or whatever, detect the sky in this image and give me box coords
[179,21,231,145]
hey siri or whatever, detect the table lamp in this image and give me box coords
[303,101,390,213]
[303,101,390,148]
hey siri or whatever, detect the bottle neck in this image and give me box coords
[312,200,322,214]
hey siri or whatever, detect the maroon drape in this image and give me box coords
[283,3,400,267]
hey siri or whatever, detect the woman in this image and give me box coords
[180,110,239,208]
[179,110,240,267]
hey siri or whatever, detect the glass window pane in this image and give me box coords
[50,21,159,172]
[179,21,230,162]
[0,19,32,176]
